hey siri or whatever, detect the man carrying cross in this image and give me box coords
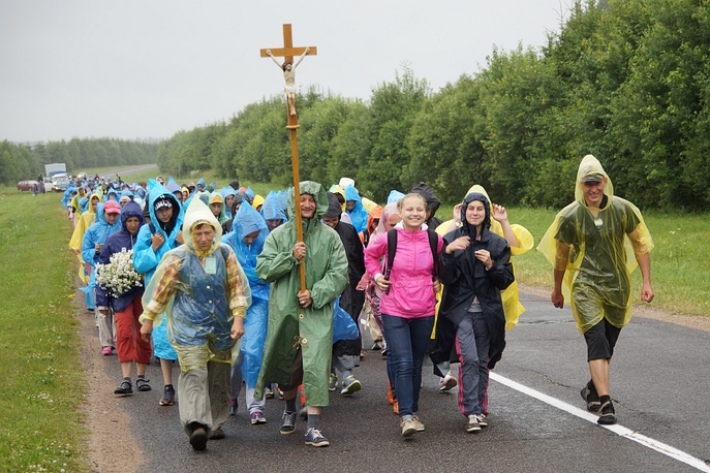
[254,181,348,447]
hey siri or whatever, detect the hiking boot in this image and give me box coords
[466,414,481,433]
[250,411,267,425]
[597,400,617,425]
[189,426,208,451]
[304,428,330,447]
[411,415,425,432]
[438,372,458,392]
[340,375,362,396]
[114,379,133,397]
[581,385,601,412]
[400,418,417,438]
[328,372,338,392]
[280,410,298,435]
[160,385,176,406]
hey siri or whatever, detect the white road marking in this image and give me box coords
[490,372,710,473]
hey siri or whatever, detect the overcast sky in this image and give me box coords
[0,0,570,143]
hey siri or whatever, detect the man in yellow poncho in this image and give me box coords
[538,154,654,425]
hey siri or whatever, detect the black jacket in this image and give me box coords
[435,194,514,370]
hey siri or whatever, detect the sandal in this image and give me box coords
[114,379,133,396]
[136,377,151,392]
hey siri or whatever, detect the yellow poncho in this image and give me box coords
[537,155,653,333]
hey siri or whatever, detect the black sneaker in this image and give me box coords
[114,379,133,397]
[581,385,601,412]
[280,410,297,435]
[160,385,176,406]
[597,400,617,425]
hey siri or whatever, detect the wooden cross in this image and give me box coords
[260,24,317,293]
[259,23,317,65]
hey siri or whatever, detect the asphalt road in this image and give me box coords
[96,291,710,473]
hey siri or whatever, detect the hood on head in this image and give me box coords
[575,154,614,208]
[262,191,287,221]
[182,195,222,254]
[121,201,144,230]
[461,192,491,234]
[287,181,329,221]
[411,182,441,216]
[148,184,182,234]
[323,192,343,219]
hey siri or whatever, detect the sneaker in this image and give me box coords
[478,413,489,428]
[340,375,362,395]
[228,398,237,415]
[208,426,225,440]
[466,414,482,433]
[411,415,425,432]
[597,400,617,425]
[250,411,267,425]
[328,372,338,392]
[581,385,602,412]
[160,385,176,406]
[371,340,382,350]
[264,387,274,399]
[298,405,308,420]
[279,410,297,435]
[275,387,284,400]
[114,379,133,396]
[304,428,330,447]
[101,346,112,356]
[400,418,417,438]
[438,372,458,392]
[189,426,208,451]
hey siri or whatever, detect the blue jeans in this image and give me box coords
[381,314,434,417]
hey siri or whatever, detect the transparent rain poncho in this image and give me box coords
[537,155,654,333]
[140,197,251,372]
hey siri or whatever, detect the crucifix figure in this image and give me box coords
[260,24,317,121]
[267,47,309,116]
[260,24,317,292]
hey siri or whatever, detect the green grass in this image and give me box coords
[437,205,710,317]
[0,187,88,473]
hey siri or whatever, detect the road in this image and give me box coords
[87,290,710,473]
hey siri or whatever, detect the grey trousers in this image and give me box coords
[179,360,231,435]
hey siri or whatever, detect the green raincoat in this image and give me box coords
[254,181,348,407]
[538,155,654,333]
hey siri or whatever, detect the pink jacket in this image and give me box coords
[364,227,443,318]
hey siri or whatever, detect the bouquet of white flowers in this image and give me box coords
[95,248,143,298]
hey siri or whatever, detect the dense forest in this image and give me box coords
[154,0,710,210]
[0,138,158,184]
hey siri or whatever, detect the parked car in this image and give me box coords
[17,180,40,191]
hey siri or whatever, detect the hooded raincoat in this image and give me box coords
[537,155,654,333]
[133,184,185,360]
[437,193,515,370]
[343,185,369,234]
[222,202,270,388]
[139,197,251,371]
[254,181,348,407]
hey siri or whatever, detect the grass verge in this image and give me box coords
[0,188,88,473]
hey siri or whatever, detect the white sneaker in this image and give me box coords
[466,414,481,433]
[438,372,458,392]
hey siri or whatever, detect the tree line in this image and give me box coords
[155,0,710,211]
[0,138,159,184]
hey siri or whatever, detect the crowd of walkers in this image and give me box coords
[65,154,654,451]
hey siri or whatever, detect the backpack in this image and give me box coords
[384,228,438,285]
